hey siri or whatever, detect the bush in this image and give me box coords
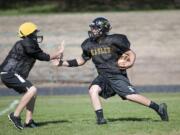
[0,0,179,12]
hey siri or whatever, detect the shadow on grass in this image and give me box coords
[36,120,71,127]
[107,117,160,122]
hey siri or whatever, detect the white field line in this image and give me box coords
[0,100,19,116]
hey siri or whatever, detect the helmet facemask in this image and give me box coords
[88,25,103,39]
[29,30,43,43]
[88,17,111,40]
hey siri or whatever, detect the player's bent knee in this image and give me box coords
[28,86,37,95]
[89,89,95,96]
[89,85,101,96]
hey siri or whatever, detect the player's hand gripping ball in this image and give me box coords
[117,53,130,68]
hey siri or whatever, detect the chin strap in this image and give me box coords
[88,31,94,38]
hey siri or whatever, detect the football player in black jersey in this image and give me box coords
[53,17,169,124]
[0,22,63,129]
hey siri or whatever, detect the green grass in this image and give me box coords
[0,93,180,135]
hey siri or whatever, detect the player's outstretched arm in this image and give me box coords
[52,56,86,67]
[61,57,86,67]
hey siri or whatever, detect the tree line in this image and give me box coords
[0,0,179,11]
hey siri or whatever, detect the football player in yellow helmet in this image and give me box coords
[0,22,64,129]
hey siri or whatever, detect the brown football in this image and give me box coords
[117,53,130,67]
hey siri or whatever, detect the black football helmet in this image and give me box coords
[88,17,111,39]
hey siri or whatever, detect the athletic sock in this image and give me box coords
[149,101,159,113]
[95,109,104,120]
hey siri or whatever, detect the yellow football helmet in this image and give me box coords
[18,22,38,37]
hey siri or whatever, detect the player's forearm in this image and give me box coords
[49,52,62,60]
[60,57,85,67]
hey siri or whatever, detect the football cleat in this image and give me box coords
[158,103,169,121]
[24,119,38,128]
[97,118,107,125]
[8,112,23,130]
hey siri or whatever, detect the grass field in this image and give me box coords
[0,93,180,135]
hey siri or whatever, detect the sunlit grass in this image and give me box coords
[0,93,180,135]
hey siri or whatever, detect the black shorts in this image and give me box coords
[0,72,33,94]
[90,74,138,99]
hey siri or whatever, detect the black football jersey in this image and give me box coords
[81,34,130,75]
[0,37,50,78]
